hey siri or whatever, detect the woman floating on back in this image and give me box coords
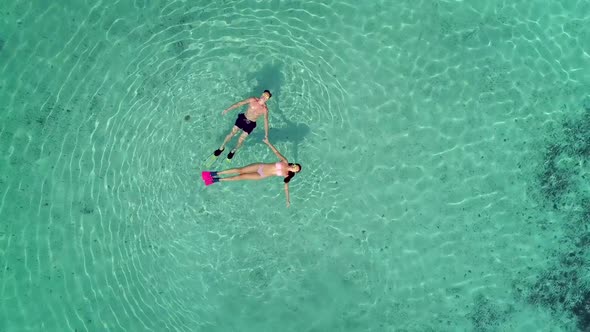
[201,138,302,207]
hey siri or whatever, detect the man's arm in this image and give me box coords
[264,111,269,139]
[222,98,252,115]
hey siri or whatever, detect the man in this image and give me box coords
[210,90,272,162]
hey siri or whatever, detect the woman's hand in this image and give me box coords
[284,183,291,208]
[262,137,270,145]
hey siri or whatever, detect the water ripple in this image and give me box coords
[2,0,589,330]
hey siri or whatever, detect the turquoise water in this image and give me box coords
[1,0,590,331]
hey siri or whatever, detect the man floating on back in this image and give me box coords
[204,90,272,166]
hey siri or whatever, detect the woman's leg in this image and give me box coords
[220,173,263,182]
[217,163,262,176]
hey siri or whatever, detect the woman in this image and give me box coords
[201,138,302,207]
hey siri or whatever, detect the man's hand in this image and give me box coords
[221,109,227,115]
[286,201,290,208]
[262,137,270,145]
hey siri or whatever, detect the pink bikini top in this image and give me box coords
[275,162,284,176]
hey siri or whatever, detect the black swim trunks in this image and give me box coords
[235,113,256,134]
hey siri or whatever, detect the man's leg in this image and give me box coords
[234,132,249,151]
[218,126,239,152]
[228,131,249,159]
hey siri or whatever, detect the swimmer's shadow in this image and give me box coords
[215,123,310,146]
[249,122,310,145]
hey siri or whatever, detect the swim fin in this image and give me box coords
[225,150,236,164]
[201,171,219,186]
[204,148,224,167]
[204,154,218,167]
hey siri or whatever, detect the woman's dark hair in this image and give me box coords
[263,90,272,98]
[284,163,301,183]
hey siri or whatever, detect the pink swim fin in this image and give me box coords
[201,171,219,186]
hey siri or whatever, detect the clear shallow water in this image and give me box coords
[1,0,589,331]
